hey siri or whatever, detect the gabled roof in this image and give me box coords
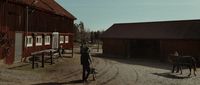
[101,20,200,39]
[8,0,76,20]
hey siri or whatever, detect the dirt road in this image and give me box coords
[0,47,200,85]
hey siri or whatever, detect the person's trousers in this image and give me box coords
[82,65,90,81]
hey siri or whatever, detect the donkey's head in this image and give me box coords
[167,54,179,64]
[167,51,180,63]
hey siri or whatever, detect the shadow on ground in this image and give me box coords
[92,53,172,70]
[8,63,30,70]
[32,79,84,85]
[152,72,190,79]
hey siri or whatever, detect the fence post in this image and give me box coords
[42,52,44,67]
[32,55,35,69]
[50,51,53,65]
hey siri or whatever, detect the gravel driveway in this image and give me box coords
[0,47,200,85]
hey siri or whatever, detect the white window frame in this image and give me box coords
[36,36,43,46]
[25,36,33,47]
[60,36,64,44]
[45,36,51,45]
[65,36,69,43]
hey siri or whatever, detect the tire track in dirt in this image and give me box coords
[114,63,133,85]
[97,60,139,85]
[96,60,120,85]
[61,57,101,80]
[101,66,119,85]
[119,63,139,84]
[96,59,113,78]
[50,57,101,81]
[131,66,139,83]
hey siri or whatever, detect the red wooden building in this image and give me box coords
[101,20,200,61]
[0,0,76,64]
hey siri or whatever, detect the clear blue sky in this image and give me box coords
[56,0,200,31]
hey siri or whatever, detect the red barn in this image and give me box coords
[101,20,200,61]
[0,0,76,64]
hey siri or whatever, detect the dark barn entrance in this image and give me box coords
[130,39,160,58]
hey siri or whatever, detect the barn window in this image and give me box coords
[45,36,51,45]
[60,36,64,44]
[36,36,43,46]
[65,36,69,43]
[26,36,33,47]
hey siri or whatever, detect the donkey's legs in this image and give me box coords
[179,65,182,75]
[193,65,197,76]
[188,66,192,77]
[194,69,196,76]
[172,64,176,73]
[176,65,179,73]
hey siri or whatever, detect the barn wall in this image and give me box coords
[0,1,3,29]
[22,32,74,59]
[22,10,74,59]
[6,2,25,32]
[60,33,74,49]
[0,1,4,62]
[0,1,75,64]
[0,4,1,59]
[103,38,200,61]
[129,39,161,59]
[0,2,17,64]
[27,9,74,33]
[12,2,74,60]
[160,39,200,58]
[102,38,127,57]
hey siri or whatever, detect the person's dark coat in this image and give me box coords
[80,46,91,66]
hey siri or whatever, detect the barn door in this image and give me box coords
[14,32,22,63]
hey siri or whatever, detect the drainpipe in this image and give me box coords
[23,0,38,62]
[26,0,38,45]
[26,6,29,37]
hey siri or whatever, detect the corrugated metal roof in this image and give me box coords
[101,20,200,39]
[8,0,76,19]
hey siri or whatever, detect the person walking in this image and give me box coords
[80,42,92,82]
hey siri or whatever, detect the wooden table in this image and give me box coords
[31,49,57,69]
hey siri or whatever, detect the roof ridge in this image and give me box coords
[53,0,76,19]
[114,19,200,25]
[7,0,76,19]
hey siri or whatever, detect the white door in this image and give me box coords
[52,32,59,49]
[14,32,23,63]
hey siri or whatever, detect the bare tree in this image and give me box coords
[73,23,80,42]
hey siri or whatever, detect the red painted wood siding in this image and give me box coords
[160,40,200,57]
[103,39,200,61]
[102,38,127,57]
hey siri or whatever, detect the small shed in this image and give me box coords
[101,20,200,61]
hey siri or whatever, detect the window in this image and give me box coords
[36,36,42,46]
[60,36,64,44]
[45,36,51,45]
[25,36,33,47]
[65,36,69,43]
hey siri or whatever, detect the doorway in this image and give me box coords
[52,32,59,49]
[14,32,23,63]
[130,39,160,58]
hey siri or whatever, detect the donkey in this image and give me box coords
[177,56,197,76]
[168,55,197,76]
